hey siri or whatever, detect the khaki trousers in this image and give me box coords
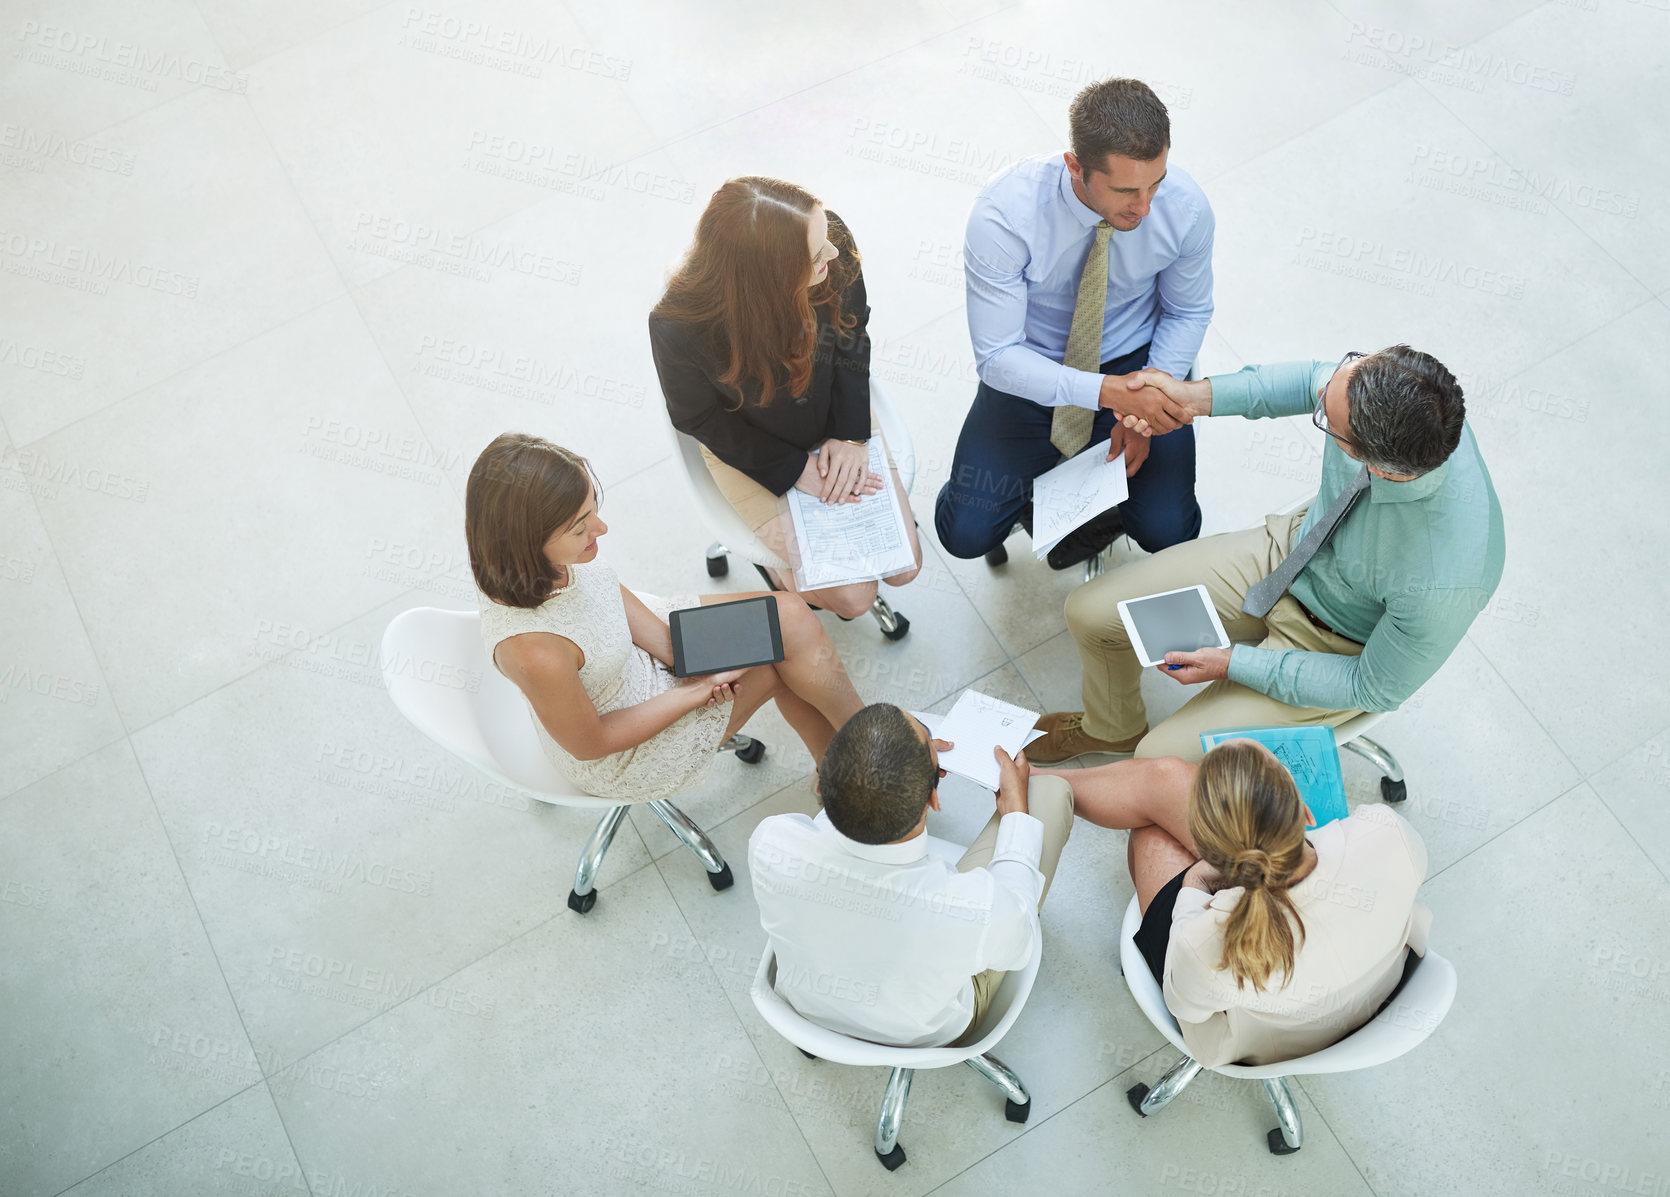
[1063,511,1367,763]
[950,775,1074,1046]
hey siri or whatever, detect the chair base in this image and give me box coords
[705,541,729,577]
[866,1052,1030,1169]
[984,545,1008,567]
[1344,734,1407,803]
[567,800,733,914]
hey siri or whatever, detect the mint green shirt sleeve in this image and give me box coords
[1207,360,1331,419]
[1228,584,1492,712]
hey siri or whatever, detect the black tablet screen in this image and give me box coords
[672,598,782,676]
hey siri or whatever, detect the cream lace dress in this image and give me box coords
[477,558,730,802]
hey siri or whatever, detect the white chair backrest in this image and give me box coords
[380,607,614,808]
[1116,895,1455,1080]
[750,936,1041,1069]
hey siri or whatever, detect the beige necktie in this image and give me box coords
[1050,219,1113,458]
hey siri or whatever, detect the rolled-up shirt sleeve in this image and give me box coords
[1228,584,1490,712]
[965,204,1103,410]
[1146,199,1215,380]
[1207,359,1332,419]
[972,811,1045,973]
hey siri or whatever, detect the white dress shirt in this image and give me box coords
[748,808,1044,1048]
[965,152,1214,408]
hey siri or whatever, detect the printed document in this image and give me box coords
[1032,444,1129,559]
[935,690,1040,791]
[786,434,915,589]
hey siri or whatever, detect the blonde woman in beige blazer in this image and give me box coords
[1041,738,1431,1068]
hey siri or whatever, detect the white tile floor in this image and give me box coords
[2,1,1666,1194]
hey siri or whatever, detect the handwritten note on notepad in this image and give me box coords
[1032,443,1129,559]
[935,690,1040,791]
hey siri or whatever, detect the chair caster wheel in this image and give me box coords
[799,1048,818,1060]
[1267,1127,1301,1156]
[876,1144,906,1171]
[734,737,766,764]
[1004,1098,1030,1124]
[567,888,597,914]
[707,863,735,891]
[881,613,910,641]
[1126,1083,1151,1116]
[984,545,1008,567]
[1381,777,1407,804]
[705,554,728,578]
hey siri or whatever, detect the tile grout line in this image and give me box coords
[642,853,839,1197]
[45,1078,273,1197]
[1291,1074,1385,1197]
[121,733,319,1197]
[918,1046,1172,1196]
[1402,48,1660,301]
[1449,637,1668,886]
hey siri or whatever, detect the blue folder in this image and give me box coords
[1198,725,1350,827]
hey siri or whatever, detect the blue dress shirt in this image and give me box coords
[964,152,1214,408]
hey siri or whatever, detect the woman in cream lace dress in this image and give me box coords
[466,432,866,803]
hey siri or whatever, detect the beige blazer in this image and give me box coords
[1162,803,1432,1068]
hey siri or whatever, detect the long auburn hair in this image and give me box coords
[1187,740,1311,992]
[465,433,600,609]
[652,176,860,407]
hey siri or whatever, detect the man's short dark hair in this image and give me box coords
[1346,345,1467,477]
[818,704,936,845]
[1069,78,1170,173]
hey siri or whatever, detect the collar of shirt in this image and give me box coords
[1367,456,1452,504]
[812,808,928,865]
[1055,160,1103,229]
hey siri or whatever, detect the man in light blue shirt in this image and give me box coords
[1028,346,1506,764]
[934,78,1214,570]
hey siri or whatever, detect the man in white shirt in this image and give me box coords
[748,703,1073,1048]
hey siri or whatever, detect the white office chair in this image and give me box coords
[668,380,914,641]
[1116,895,1455,1154]
[380,606,760,913]
[750,863,1041,1173]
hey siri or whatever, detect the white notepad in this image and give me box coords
[1032,442,1129,558]
[934,690,1040,792]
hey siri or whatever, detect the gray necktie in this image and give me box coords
[1242,466,1372,618]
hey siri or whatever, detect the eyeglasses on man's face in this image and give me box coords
[1311,350,1367,448]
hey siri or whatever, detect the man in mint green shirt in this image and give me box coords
[1027,345,1505,763]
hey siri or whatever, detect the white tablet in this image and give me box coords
[1117,584,1231,669]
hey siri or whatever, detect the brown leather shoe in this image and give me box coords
[1026,714,1147,763]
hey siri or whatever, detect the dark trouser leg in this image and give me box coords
[933,382,1065,560]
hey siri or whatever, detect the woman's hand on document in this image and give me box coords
[794,442,883,505]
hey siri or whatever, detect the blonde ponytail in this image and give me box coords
[1188,741,1309,991]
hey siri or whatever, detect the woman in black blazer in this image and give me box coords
[650,176,921,618]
